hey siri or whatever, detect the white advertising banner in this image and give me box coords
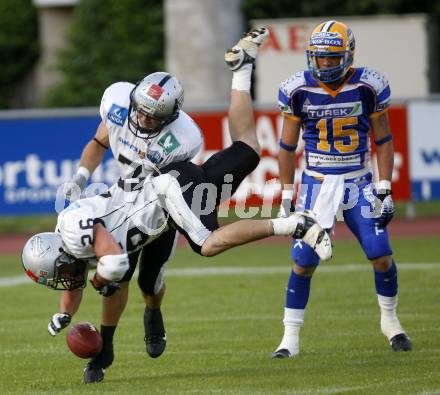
[253,14,429,104]
[408,101,440,199]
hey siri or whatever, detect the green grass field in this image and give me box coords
[1,237,440,394]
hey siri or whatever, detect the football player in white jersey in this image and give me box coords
[22,27,332,384]
[61,72,203,380]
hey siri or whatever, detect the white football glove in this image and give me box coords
[375,180,395,229]
[63,171,89,203]
[48,313,72,336]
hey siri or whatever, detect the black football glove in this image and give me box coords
[48,312,71,336]
[376,188,395,228]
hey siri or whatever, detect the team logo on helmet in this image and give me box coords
[146,84,164,101]
[31,236,50,257]
[310,31,343,47]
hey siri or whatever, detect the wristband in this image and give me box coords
[378,180,391,190]
[93,137,109,149]
[77,166,90,180]
[375,134,393,146]
[279,139,297,152]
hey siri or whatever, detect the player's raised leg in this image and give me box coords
[225,27,269,153]
[152,173,332,259]
[201,211,332,260]
[196,27,268,202]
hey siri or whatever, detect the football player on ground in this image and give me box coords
[22,28,332,383]
[272,20,412,359]
[61,71,203,380]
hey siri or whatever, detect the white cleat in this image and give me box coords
[294,211,332,261]
[225,27,269,71]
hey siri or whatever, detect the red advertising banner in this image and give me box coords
[189,105,411,206]
[375,106,411,201]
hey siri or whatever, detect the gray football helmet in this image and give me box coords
[22,232,87,291]
[128,72,184,139]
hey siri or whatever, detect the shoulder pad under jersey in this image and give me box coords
[279,71,307,113]
[359,67,389,97]
[100,82,134,123]
[279,71,307,97]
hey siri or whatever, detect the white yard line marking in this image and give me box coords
[1,262,439,288]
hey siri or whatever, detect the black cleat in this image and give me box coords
[83,345,113,384]
[145,334,167,358]
[83,364,105,384]
[144,308,166,358]
[390,333,412,351]
[271,349,291,359]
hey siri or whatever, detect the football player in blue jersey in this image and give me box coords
[272,20,412,358]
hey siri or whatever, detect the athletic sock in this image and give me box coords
[100,325,116,347]
[378,294,404,339]
[286,270,311,309]
[374,260,398,297]
[231,63,252,91]
[144,307,165,336]
[375,261,404,339]
[90,325,116,368]
[271,215,301,236]
[275,271,311,355]
[276,308,305,356]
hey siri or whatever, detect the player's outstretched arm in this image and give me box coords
[63,122,110,202]
[48,288,83,336]
[79,122,110,173]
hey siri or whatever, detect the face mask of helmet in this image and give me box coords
[307,51,353,83]
[128,72,184,140]
[46,252,87,291]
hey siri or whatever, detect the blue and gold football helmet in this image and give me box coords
[306,20,355,83]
